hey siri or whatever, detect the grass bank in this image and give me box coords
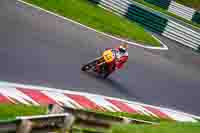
[24,0,160,46]
[0,104,170,122]
[176,0,200,10]
[0,104,199,133]
[0,104,47,120]
[134,0,200,29]
[110,122,200,133]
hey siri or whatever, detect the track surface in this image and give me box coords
[0,0,200,115]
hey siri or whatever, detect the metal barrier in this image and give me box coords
[163,20,200,50]
[91,0,168,33]
[144,0,199,24]
[63,106,158,126]
[144,0,171,9]
[0,113,74,133]
[192,11,200,24]
[168,1,195,21]
[0,105,158,133]
[89,0,200,51]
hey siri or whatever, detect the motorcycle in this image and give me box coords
[81,49,116,78]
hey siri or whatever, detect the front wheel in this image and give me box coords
[81,64,91,71]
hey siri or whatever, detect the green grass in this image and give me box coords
[0,104,47,121]
[25,0,160,46]
[0,104,199,133]
[73,122,200,133]
[110,122,200,133]
[74,109,200,133]
[134,0,200,29]
[176,0,200,10]
[73,127,107,133]
[0,104,170,122]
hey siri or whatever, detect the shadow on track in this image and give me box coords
[82,71,140,100]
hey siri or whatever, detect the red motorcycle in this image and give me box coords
[81,49,116,78]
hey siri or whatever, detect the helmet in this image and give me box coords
[119,43,128,53]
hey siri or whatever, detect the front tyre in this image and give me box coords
[81,64,91,71]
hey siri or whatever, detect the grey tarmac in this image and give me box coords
[0,0,200,115]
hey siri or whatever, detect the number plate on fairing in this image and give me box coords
[103,50,114,63]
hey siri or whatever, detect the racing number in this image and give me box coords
[103,50,114,63]
[105,54,112,60]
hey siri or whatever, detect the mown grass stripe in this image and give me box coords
[24,0,160,46]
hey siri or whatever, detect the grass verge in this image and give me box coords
[176,0,200,10]
[0,104,170,122]
[0,104,47,121]
[134,0,200,29]
[110,122,200,133]
[0,104,199,133]
[73,127,107,133]
[24,0,160,46]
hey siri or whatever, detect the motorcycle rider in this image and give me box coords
[100,43,128,78]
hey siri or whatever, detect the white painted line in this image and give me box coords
[41,90,83,109]
[17,0,168,50]
[85,95,121,112]
[160,108,197,122]
[152,34,168,50]
[0,87,39,105]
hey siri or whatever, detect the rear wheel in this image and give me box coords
[82,58,101,72]
[81,64,91,71]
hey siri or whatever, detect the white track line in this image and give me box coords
[152,35,168,50]
[17,0,168,50]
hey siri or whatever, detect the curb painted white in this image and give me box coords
[17,0,168,50]
[151,35,168,50]
[0,81,199,122]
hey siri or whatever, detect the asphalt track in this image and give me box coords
[0,0,200,115]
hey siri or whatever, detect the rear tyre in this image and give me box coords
[81,64,91,71]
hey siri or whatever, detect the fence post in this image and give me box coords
[16,120,32,133]
[197,46,200,53]
[59,114,75,133]
[48,104,75,133]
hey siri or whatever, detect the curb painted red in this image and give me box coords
[0,82,199,122]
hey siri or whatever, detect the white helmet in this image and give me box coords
[119,44,128,53]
